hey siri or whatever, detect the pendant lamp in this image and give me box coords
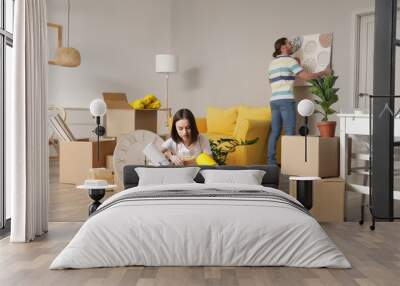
[55,0,81,67]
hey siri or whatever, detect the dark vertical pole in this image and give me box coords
[372,0,396,218]
[96,116,100,161]
[305,117,308,162]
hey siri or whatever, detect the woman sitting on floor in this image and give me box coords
[161,108,212,166]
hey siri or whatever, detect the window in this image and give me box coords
[0,0,14,232]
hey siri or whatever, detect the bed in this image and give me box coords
[50,165,350,269]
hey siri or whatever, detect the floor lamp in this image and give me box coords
[156,54,178,125]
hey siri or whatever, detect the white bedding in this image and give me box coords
[50,183,351,269]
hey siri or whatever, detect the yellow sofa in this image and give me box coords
[196,105,281,165]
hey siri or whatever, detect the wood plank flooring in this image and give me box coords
[49,159,115,222]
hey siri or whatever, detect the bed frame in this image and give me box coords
[123,165,280,189]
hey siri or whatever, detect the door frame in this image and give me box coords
[350,8,374,109]
[350,7,400,108]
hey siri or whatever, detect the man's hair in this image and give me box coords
[171,108,199,143]
[273,37,288,58]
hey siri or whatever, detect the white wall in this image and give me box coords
[47,0,172,108]
[47,0,375,118]
[169,0,375,117]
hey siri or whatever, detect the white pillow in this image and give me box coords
[135,167,200,186]
[200,169,266,185]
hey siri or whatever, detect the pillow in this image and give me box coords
[206,106,238,135]
[236,105,271,121]
[233,105,271,135]
[200,169,266,185]
[135,167,200,186]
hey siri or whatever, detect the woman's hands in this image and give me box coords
[170,155,184,166]
[163,149,196,166]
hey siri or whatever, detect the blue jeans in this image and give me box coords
[267,99,296,165]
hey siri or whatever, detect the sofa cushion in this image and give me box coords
[237,105,271,121]
[234,105,271,135]
[206,106,238,135]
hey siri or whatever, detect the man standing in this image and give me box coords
[267,37,330,165]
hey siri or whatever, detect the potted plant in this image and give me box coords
[209,137,258,165]
[308,73,339,137]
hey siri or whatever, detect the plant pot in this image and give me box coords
[317,121,336,137]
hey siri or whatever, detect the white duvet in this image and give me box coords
[50,183,351,269]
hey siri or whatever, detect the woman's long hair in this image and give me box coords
[273,37,288,58]
[171,108,199,143]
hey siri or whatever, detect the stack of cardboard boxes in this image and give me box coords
[59,92,161,185]
[281,136,345,222]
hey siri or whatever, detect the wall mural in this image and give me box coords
[291,32,333,86]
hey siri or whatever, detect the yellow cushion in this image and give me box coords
[233,105,271,135]
[237,105,271,121]
[206,106,238,135]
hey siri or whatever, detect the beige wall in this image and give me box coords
[169,0,374,117]
[47,0,375,120]
[47,0,172,108]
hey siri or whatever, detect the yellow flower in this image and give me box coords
[130,99,145,109]
[143,94,157,106]
[148,100,161,109]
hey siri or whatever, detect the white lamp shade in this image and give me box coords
[156,54,178,73]
[90,99,107,117]
[297,99,315,117]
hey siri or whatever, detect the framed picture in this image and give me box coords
[47,22,63,65]
[291,32,333,86]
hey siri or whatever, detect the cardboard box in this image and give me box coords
[289,177,345,222]
[87,168,114,184]
[106,155,114,171]
[103,93,158,137]
[59,138,116,185]
[281,135,339,177]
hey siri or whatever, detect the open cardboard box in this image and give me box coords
[103,92,158,137]
[59,138,116,185]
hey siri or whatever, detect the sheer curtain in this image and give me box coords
[9,0,49,242]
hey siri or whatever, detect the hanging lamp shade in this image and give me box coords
[55,47,81,67]
[55,0,81,67]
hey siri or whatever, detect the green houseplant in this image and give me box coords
[209,137,259,165]
[308,72,339,137]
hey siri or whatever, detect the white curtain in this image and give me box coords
[9,0,49,242]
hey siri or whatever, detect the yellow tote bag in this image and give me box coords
[196,152,217,166]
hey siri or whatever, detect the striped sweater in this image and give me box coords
[268,55,303,101]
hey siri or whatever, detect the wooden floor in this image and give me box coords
[1,159,400,285]
[1,222,400,286]
[49,159,115,222]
